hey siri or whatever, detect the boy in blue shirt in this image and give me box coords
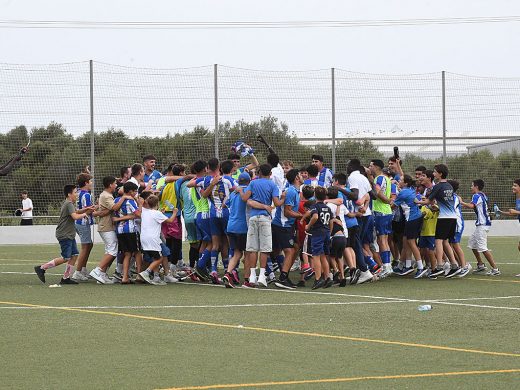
[72,173,95,281]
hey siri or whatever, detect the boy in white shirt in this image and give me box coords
[19,190,33,225]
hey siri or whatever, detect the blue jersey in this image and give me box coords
[318,167,333,188]
[428,181,457,219]
[454,195,465,233]
[144,170,162,189]
[309,202,332,233]
[246,178,280,217]
[180,180,196,222]
[226,186,248,234]
[516,199,520,223]
[394,188,422,221]
[116,197,139,234]
[273,185,300,228]
[76,189,93,226]
[340,189,358,228]
[303,178,325,188]
[199,175,237,218]
[471,192,491,226]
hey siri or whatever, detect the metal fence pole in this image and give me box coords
[331,67,336,172]
[214,64,219,158]
[89,60,95,241]
[442,70,447,164]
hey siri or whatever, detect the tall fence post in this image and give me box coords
[331,67,336,172]
[89,60,95,241]
[214,64,219,158]
[442,70,447,164]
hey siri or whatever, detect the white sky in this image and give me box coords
[1,0,520,76]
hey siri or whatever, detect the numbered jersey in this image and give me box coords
[309,202,332,233]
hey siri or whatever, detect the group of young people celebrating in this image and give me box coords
[33,142,520,289]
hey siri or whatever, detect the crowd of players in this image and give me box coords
[33,142,520,288]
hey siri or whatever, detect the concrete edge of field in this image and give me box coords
[0,221,518,245]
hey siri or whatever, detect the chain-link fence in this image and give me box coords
[1,61,519,224]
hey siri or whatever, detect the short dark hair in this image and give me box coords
[192,160,207,174]
[227,153,240,161]
[171,164,185,176]
[347,158,362,174]
[131,163,144,177]
[221,160,234,175]
[447,179,459,193]
[332,173,347,186]
[327,187,339,199]
[143,154,157,162]
[208,157,220,171]
[301,185,315,200]
[267,153,280,168]
[259,163,272,177]
[314,186,327,201]
[63,184,76,197]
[311,154,324,163]
[306,164,319,178]
[285,168,299,184]
[120,166,130,178]
[123,181,138,193]
[140,190,153,200]
[415,165,427,173]
[21,190,28,195]
[402,174,414,188]
[514,178,520,187]
[423,169,434,181]
[76,173,92,188]
[433,164,449,179]
[370,159,385,170]
[102,176,116,188]
[388,156,399,163]
[473,179,485,191]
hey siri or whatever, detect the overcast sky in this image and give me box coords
[1,0,520,76]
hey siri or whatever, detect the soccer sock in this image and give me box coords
[280,271,288,281]
[228,247,234,259]
[41,259,57,270]
[275,255,284,269]
[197,250,210,269]
[365,256,377,268]
[189,246,199,268]
[222,256,229,269]
[416,260,424,270]
[259,267,266,279]
[405,259,413,268]
[382,251,391,264]
[210,251,218,272]
[249,269,257,283]
[63,264,73,278]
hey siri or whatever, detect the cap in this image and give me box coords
[238,172,251,184]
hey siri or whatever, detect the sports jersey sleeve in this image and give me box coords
[471,194,480,205]
[375,176,384,190]
[428,185,439,201]
[285,189,297,207]
[272,182,280,198]
[394,191,406,206]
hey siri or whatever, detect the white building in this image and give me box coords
[467,138,520,156]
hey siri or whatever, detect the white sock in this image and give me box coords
[259,268,266,279]
[249,269,257,283]
[328,272,333,279]
[416,260,424,270]
[405,260,412,268]
[116,263,123,273]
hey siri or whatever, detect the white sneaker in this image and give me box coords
[139,270,153,284]
[357,270,374,284]
[257,276,268,287]
[177,260,186,268]
[516,273,520,278]
[443,262,451,275]
[486,268,501,276]
[151,278,166,285]
[102,273,114,284]
[290,258,301,272]
[164,274,179,283]
[89,268,107,284]
[80,268,90,278]
[72,270,89,281]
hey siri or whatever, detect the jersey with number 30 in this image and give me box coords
[309,202,332,233]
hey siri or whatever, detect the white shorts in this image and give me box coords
[468,225,490,253]
[246,215,272,253]
[99,230,118,257]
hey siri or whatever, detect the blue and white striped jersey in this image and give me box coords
[76,189,93,226]
[471,192,491,226]
[116,197,139,234]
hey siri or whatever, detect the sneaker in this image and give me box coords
[349,269,361,285]
[60,277,78,285]
[112,271,123,281]
[296,280,306,287]
[151,278,167,286]
[379,267,393,279]
[34,266,46,283]
[457,267,470,278]
[194,266,210,282]
[430,267,445,277]
[324,278,334,288]
[392,266,403,274]
[210,271,221,285]
[442,262,451,275]
[72,270,89,281]
[89,267,107,284]
[222,273,235,288]
[445,267,462,278]
[164,274,179,283]
[231,269,240,285]
[257,276,268,288]
[486,268,501,276]
[138,270,153,284]
[80,268,90,277]
[241,281,257,289]
[428,271,438,280]
[274,278,296,290]
[398,267,414,276]
[414,268,428,279]
[473,264,487,273]
[267,272,277,284]
[300,264,312,274]
[303,269,315,281]
[312,278,326,290]
[357,270,374,284]
[102,274,114,284]
[290,258,301,272]
[339,279,347,287]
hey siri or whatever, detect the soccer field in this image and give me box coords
[1,237,520,390]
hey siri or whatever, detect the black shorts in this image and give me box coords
[143,250,161,261]
[404,217,423,240]
[118,232,139,253]
[392,220,405,235]
[271,224,296,249]
[331,235,347,259]
[20,219,33,226]
[435,218,457,240]
[228,232,247,252]
[346,226,358,248]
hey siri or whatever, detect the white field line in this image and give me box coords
[0,301,407,310]
[0,264,39,266]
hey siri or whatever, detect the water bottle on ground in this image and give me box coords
[418,305,432,311]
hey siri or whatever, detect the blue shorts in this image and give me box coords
[310,231,331,256]
[358,215,374,244]
[184,220,198,243]
[75,224,93,244]
[196,214,211,242]
[418,236,435,250]
[210,215,228,237]
[58,239,79,260]
[374,214,393,236]
[449,231,463,244]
